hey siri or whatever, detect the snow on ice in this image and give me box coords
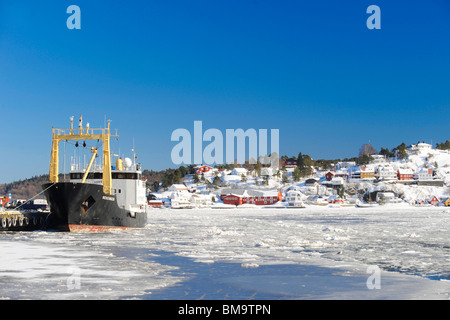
[1,206,450,299]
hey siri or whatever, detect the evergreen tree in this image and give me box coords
[379,147,391,157]
[358,154,373,165]
[297,153,314,177]
[193,174,200,183]
[436,140,450,150]
[293,167,301,182]
[255,160,262,177]
[392,142,408,159]
[275,170,281,179]
[213,176,221,186]
[338,186,345,199]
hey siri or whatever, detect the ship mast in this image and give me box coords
[49,115,119,195]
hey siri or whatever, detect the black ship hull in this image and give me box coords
[42,182,147,232]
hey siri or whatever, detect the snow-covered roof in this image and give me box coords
[221,188,279,197]
[331,177,344,184]
[398,168,414,174]
[377,192,396,198]
[231,168,248,174]
[377,166,395,172]
[260,168,273,176]
[417,143,432,149]
[416,167,432,174]
[168,184,188,191]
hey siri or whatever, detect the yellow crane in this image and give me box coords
[48,115,118,195]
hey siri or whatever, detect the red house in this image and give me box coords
[0,196,10,207]
[397,168,414,180]
[222,190,282,206]
[428,196,440,206]
[148,199,163,207]
[223,194,243,206]
[196,165,213,175]
[325,171,335,181]
[284,158,298,167]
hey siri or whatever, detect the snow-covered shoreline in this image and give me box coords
[157,143,450,211]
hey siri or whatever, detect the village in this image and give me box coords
[150,142,450,209]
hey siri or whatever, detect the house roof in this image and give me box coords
[398,168,414,174]
[377,166,395,172]
[416,167,433,174]
[221,188,280,197]
[170,184,188,190]
[418,142,432,148]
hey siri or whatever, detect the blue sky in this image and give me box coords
[0,0,449,183]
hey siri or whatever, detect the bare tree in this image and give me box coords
[359,143,376,157]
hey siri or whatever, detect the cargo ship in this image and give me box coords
[42,116,148,232]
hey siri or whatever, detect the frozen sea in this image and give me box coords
[1,205,450,300]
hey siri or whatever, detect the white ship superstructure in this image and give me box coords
[69,153,147,216]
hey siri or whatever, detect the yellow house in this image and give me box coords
[443,198,450,207]
[360,167,375,179]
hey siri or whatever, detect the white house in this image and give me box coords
[348,166,361,179]
[190,194,213,208]
[285,190,305,207]
[231,167,248,176]
[168,184,188,192]
[260,167,273,177]
[336,161,356,170]
[376,166,397,181]
[371,155,387,164]
[376,192,401,204]
[417,142,432,150]
[415,168,433,181]
[170,193,194,209]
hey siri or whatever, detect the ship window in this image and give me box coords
[70,172,102,180]
[70,173,82,180]
[81,196,96,214]
[127,173,138,179]
[86,172,103,179]
[112,172,138,180]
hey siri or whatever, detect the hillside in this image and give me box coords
[2,141,449,204]
[0,175,53,200]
